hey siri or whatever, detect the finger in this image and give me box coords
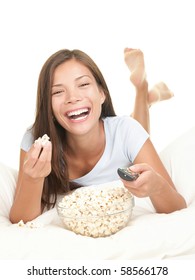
[121,178,138,189]
[122,179,147,197]
[129,163,152,174]
[39,141,52,161]
[34,141,52,171]
[24,142,43,169]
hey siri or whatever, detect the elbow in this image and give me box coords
[9,209,19,224]
[9,207,41,224]
[9,207,23,224]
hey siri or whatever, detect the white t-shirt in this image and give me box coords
[20,116,149,185]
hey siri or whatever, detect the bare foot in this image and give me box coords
[148,82,174,105]
[124,48,146,87]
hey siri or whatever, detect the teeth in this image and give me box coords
[67,108,89,117]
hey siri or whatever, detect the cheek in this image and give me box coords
[51,98,60,114]
[51,104,56,118]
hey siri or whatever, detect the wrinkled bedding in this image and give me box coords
[0,198,195,260]
[1,126,195,260]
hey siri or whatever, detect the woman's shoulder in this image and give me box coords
[103,115,149,143]
[103,115,142,129]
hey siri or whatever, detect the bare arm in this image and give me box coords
[122,138,187,213]
[9,141,52,223]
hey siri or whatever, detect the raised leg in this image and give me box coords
[124,48,174,134]
[124,48,150,133]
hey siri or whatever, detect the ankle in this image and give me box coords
[148,82,174,105]
[135,79,148,93]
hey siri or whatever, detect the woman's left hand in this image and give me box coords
[121,163,163,198]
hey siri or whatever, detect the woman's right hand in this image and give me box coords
[22,140,52,182]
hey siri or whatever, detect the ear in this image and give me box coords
[100,90,106,104]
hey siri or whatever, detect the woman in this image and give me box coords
[9,48,186,223]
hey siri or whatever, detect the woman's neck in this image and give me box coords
[65,119,105,159]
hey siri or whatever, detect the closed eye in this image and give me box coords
[80,83,90,87]
[52,90,64,96]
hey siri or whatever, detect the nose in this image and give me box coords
[65,89,82,104]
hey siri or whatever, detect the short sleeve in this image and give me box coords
[119,116,149,162]
[20,126,34,152]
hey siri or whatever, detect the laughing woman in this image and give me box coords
[9,48,186,223]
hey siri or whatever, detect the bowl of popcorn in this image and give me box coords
[57,181,134,238]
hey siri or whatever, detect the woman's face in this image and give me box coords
[51,59,105,136]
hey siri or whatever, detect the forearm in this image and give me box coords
[150,175,187,213]
[10,142,52,223]
[9,175,44,223]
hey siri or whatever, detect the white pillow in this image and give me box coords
[0,162,18,218]
[160,126,195,205]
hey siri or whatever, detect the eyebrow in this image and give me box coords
[52,75,91,88]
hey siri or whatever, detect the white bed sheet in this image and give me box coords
[0,198,195,260]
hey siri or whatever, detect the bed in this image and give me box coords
[0,126,195,260]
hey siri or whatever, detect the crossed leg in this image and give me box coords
[124,48,174,133]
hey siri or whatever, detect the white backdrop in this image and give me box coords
[0,0,195,169]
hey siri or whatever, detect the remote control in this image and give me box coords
[117,167,139,181]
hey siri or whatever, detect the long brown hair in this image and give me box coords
[32,49,116,210]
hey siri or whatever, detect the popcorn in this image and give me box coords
[34,134,50,147]
[57,182,134,238]
[17,220,43,228]
[17,220,25,227]
[26,221,43,228]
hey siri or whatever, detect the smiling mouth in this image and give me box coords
[66,108,90,121]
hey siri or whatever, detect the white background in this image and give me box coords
[0,0,195,169]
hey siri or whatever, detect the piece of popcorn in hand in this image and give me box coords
[34,134,50,147]
[41,134,50,146]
